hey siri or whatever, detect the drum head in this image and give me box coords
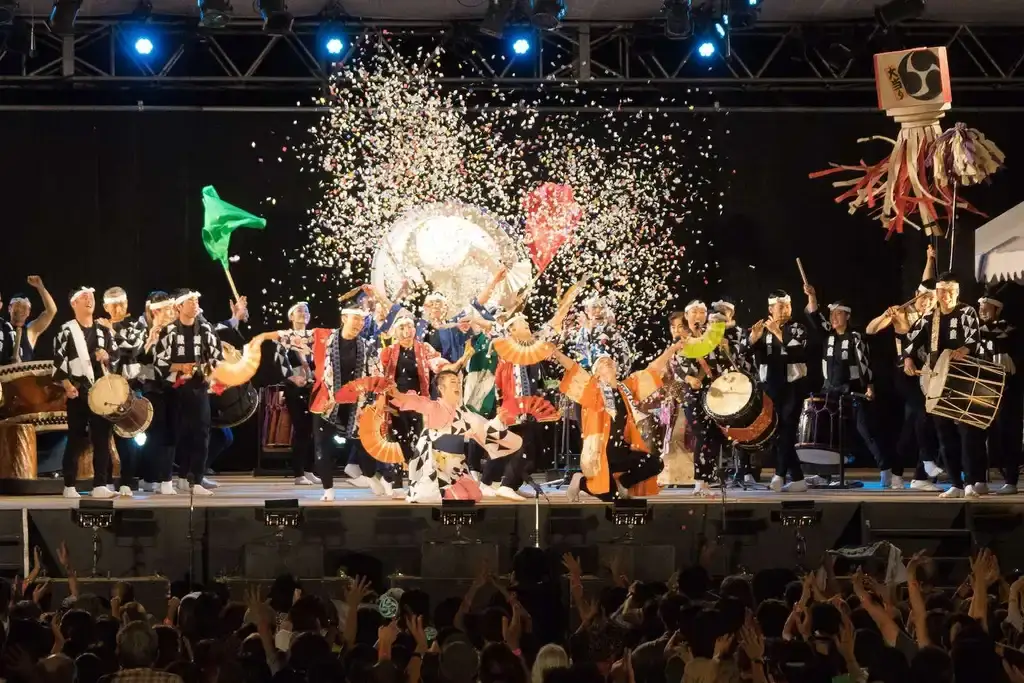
[705,372,753,418]
[796,447,842,466]
[923,350,952,409]
[88,375,131,416]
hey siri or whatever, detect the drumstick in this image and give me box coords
[796,258,809,286]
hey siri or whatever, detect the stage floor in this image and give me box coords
[3,471,1020,509]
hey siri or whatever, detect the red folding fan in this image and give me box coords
[335,377,396,404]
[504,396,561,423]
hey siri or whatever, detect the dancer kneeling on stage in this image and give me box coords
[675,300,731,497]
[549,341,681,502]
[392,370,523,504]
[52,287,120,499]
[153,290,224,497]
[803,286,897,488]
[903,272,985,498]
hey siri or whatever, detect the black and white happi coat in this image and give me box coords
[319,331,379,435]
[749,320,809,388]
[153,319,224,384]
[672,344,731,410]
[723,323,752,373]
[114,317,148,382]
[979,318,1017,375]
[52,320,119,391]
[903,303,982,368]
[274,329,316,381]
[0,319,16,365]
[805,310,872,393]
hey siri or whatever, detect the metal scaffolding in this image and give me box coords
[2,19,1024,107]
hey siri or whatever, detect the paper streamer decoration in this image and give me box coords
[930,122,1005,188]
[680,321,726,359]
[522,183,582,273]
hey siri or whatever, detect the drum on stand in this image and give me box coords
[795,394,854,466]
[0,361,67,431]
[702,371,777,450]
[923,350,1006,430]
[212,384,259,428]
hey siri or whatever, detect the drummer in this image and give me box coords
[902,271,985,499]
[978,288,1021,495]
[749,289,812,493]
[802,287,896,489]
[51,286,120,499]
[275,301,321,486]
[674,300,731,497]
[712,296,759,485]
[1,276,58,364]
[153,290,225,497]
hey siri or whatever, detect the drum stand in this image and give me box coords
[548,398,580,489]
[721,446,768,491]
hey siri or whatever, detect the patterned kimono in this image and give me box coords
[309,328,380,436]
[559,361,663,497]
[379,341,446,398]
[464,332,499,418]
[390,393,523,503]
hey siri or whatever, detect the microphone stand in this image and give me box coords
[186,474,196,593]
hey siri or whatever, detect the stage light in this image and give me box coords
[198,0,231,29]
[875,0,925,28]
[715,18,727,38]
[663,0,692,39]
[260,499,302,530]
[697,40,715,58]
[257,0,292,34]
[333,434,347,445]
[480,0,514,38]
[325,36,344,55]
[47,0,81,37]
[512,37,530,55]
[727,0,761,28]
[529,0,566,31]
[133,432,148,446]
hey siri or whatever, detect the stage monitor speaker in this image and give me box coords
[420,542,498,579]
[243,542,324,579]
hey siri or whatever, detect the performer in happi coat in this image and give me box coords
[273,301,321,486]
[977,286,1021,494]
[1,276,57,364]
[52,287,120,499]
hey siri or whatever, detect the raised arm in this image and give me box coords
[647,339,684,377]
[476,266,507,312]
[922,244,936,282]
[25,276,57,346]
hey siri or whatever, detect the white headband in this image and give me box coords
[828,303,852,314]
[503,313,528,330]
[711,300,735,311]
[148,299,175,311]
[174,291,201,305]
[684,300,706,313]
[394,315,416,327]
[916,284,933,294]
[979,296,1004,309]
[103,295,128,305]
[425,292,447,303]
[70,287,95,304]
[341,308,364,317]
[287,302,309,318]
[8,297,29,307]
[768,295,791,305]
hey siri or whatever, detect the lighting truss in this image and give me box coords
[2,19,1024,108]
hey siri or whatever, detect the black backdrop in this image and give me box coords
[2,109,1022,471]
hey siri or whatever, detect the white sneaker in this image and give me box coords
[479,483,497,498]
[910,479,940,492]
[470,471,482,482]
[567,472,584,503]
[743,474,757,485]
[91,486,116,499]
[201,477,219,489]
[769,475,785,492]
[118,486,134,498]
[158,481,177,495]
[63,487,80,499]
[924,461,944,478]
[303,472,322,486]
[190,484,214,496]
[964,485,981,498]
[320,488,336,502]
[367,476,386,496]
[380,478,394,498]
[175,478,189,492]
[805,474,827,487]
[939,487,964,499]
[879,470,892,488]
[890,475,904,490]
[344,464,365,480]
[294,475,316,485]
[973,482,989,495]
[496,485,526,501]
[783,479,809,493]
[995,484,1019,495]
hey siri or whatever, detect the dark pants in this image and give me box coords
[684,400,726,482]
[64,393,113,488]
[115,437,136,490]
[988,374,1023,486]
[208,428,233,469]
[580,448,663,501]
[765,381,804,481]
[933,415,982,489]
[172,378,212,484]
[143,389,176,483]
[283,382,314,478]
[894,372,939,480]
[313,412,380,488]
[389,409,422,465]
[482,447,529,490]
[503,421,541,488]
[848,397,891,472]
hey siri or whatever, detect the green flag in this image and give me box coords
[201,185,267,267]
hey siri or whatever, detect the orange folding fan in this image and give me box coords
[335,377,396,404]
[357,400,405,466]
[504,396,561,423]
[492,338,555,366]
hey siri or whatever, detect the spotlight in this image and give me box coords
[133,432,148,446]
[333,434,347,445]
[133,36,153,55]
[257,0,292,34]
[198,0,231,29]
[875,0,926,28]
[697,40,715,58]
[511,36,530,55]
[605,499,651,542]
[715,16,727,38]
[529,0,565,31]
[480,0,514,38]
[325,36,344,55]
[0,0,16,25]
[259,499,302,532]
[663,0,692,39]
[47,0,80,37]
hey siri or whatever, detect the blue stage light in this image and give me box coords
[697,41,716,58]
[512,37,530,55]
[325,36,344,55]
[133,432,148,446]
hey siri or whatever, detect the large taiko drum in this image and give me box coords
[923,350,1006,430]
[795,394,854,466]
[702,371,777,450]
[211,384,259,428]
[0,361,67,431]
